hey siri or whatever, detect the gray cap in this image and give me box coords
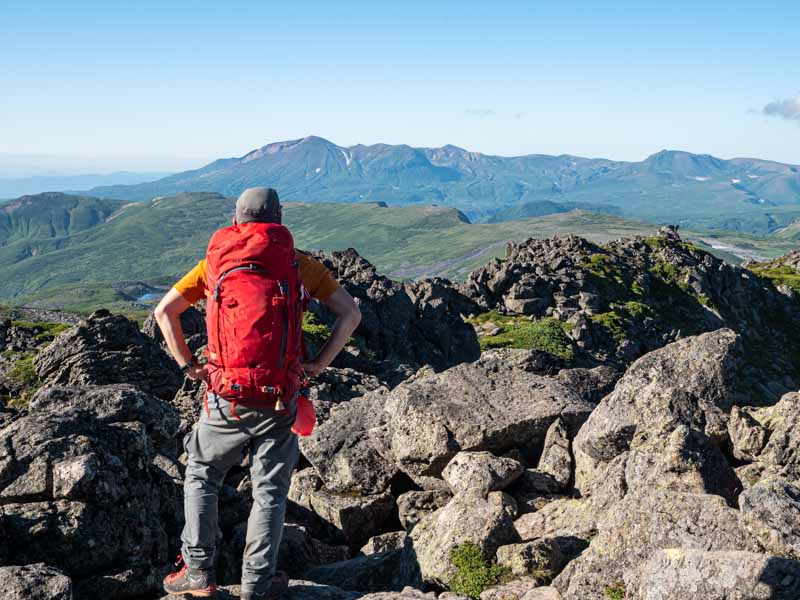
[235,187,281,224]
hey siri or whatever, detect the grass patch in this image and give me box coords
[5,353,41,408]
[604,581,626,599]
[583,253,624,285]
[589,311,626,342]
[11,320,72,341]
[749,265,800,293]
[469,311,574,359]
[302,312,331,348]
[449,542,511,599]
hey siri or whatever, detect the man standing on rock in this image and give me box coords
[154,187,361,599]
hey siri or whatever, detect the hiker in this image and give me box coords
[154,187,361,599]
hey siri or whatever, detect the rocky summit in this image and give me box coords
[2,227,800,600]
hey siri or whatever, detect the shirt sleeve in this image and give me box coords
[173,259,207,305]
[296,252,340,301]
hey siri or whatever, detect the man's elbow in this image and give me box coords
[348,302,362,330]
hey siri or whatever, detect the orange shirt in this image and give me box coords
[174,251,340,304]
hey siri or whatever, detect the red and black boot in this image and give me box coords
[163,555,217,597]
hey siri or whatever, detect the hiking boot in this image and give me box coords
[240,571,289,600]
[163,555,217,597]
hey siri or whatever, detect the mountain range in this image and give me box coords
[85,136,800,233]
[0,171,171,199]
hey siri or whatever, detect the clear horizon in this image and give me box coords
[2,1,799,175]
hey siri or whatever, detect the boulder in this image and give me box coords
[304,548,413,593]
[397,490,452,529]
[520,589,563,600]
[553,491,767,599]
[300,392,396,495]
[554,366,620,404]
[0,563,72,600]
[496,538,564,579]
[309,368,389,426]
[441,451,524,495]
[0,385,181,596]
[514,452,628,547]
[636,549,800,600]
[277,523,350,577]
[537,418,572,489]
[745,392,800,482]
[162,580,361,600]
[407,491,519,586]
[288,468,395,549]
[740,478,800,557]
[361,531,408,555]
[623,423,740,502]
[727,405,768,462]
[573,329,741,491]
[312,250,480,378]
[33,310,183,400]
[379,351,593,483]
[142,306,207,353]
[479,578,541,600]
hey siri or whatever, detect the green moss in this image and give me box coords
[449,542,512,599]
[11,320,72,341]
[749,265,800,293]
[583,253,624,285]
[469,312,574,359]
[643,236,669,249]
[302,312,331,348]
[589,311,626,342]
[620,300,652,319]
[604,582,626,600]
[6,353,41,408]
[649,260,681,286]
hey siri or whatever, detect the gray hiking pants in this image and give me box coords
[181,392,299,596]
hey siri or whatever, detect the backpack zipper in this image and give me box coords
[213,264,264,301]
[278,281,289,369]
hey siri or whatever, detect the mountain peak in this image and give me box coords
[239,136,337,163]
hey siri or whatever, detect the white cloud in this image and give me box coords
[466,109,497,117]
[762,95,800,121]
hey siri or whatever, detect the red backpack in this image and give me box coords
[204,222,307,417]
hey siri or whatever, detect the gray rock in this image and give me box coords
[288,468,395,549]
[746,392,800,481]
[0,563,72,600]
[162,580,361,600]
[521,589,563,600]
[514,453,628,546]
[554,365,620,404]
[278,523,350,577]
[305,548,414,593]
[361,531,408,555]
[573,329,741,492]
[33,310,183,400]
[496,538,564,580]
[727,405,768,462]
[300,391,397,495]
[740,477,800,556]
[553,491,766,599]
[537,418,572,489]
[397,490,452,529]
[479,578,541,600]
[636,549,800,600]
[380,351,593,483]
[309,368,388,427]
[407,491,519,586]
[624,423,740,502]
[442,451,524,495]
[0,385,181,592]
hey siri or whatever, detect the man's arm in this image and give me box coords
[301,287,361,378]
[154,287,208,382]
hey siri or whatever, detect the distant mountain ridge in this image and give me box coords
[86,136,800,233]
[0,171,171,199]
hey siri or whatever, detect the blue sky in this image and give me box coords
[1,1,799,174]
